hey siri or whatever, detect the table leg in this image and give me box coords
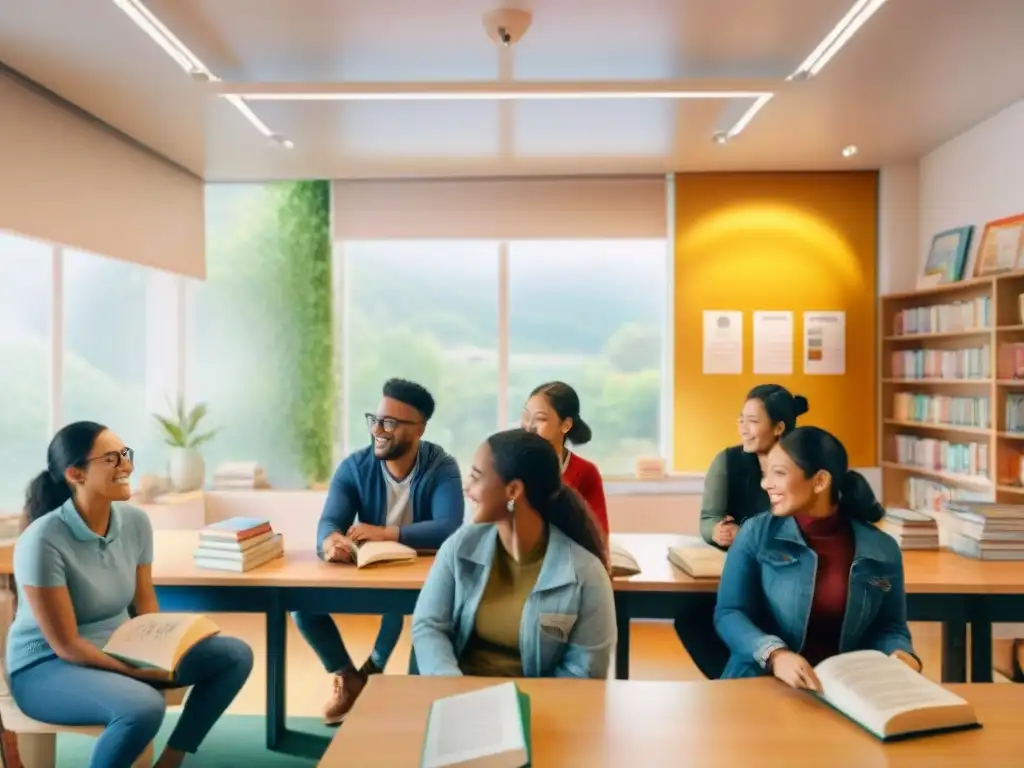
[970,616,993,683]
[614,593,630,680]
[266,592,287,750]
[941,620,967,683]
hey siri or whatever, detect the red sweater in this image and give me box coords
[795,513,855,666]
[562,453,608,535]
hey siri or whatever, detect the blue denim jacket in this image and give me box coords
[714,511,916,678]
[412,523,616,678]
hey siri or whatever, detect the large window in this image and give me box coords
[62,249,164,476]
[0,234,52,513]
[341,241,500,473]
[508,240,666,475]
[187,183,334,489]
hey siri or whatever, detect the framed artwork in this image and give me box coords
[918,226,972,288]
[973,213,1024,277]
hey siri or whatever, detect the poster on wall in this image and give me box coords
[803,311,846,375]
[753,311,794,375]
[702,310,743,374]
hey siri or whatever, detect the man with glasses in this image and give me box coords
[291,378,463,725]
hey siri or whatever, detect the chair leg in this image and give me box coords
[130,742,155,768]
[16,733,56,768]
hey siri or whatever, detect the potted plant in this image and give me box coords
[154,399,219,492]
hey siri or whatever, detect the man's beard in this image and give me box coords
[374,436,411,461]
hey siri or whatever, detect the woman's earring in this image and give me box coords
[506,498,515,513]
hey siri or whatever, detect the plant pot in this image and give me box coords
[169,447,205,493]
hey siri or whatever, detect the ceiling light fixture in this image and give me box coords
[723,93,774,139]
[109,0,286,144]
[713,132,729,145]
[789,0,890,80]
[841,144,858,158]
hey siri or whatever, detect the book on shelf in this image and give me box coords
[891,298,990,336]
[946,501,1024,561]
[890,346,990,381]
[998,343,1024,381]
[667,545,725,578]
[609,540,641,577]
[812,650,979,741]
[1005,394,1024,432]
[420,682,531,768]
[892,435,988,478]
[880,508,940,550]
[104,613,220,677]
[891,393,989,429]
[210,461,271,490]
[344,540,418,569]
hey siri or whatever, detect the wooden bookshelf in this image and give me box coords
[880,269,1024,510]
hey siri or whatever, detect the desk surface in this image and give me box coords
[1,531,1023,594]
[319,676,1024,767]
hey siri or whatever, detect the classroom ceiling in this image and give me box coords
[1,0,1024,180]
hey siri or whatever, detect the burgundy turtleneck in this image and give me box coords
[794,513,855,666]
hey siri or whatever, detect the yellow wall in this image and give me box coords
[673,171,877,471]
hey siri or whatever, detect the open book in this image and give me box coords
[104,613,220,676]
[667,545,725,578]
[609,541,641,577]
[345,540,418,569]
[813,650,980,741]
[421,682,531,768]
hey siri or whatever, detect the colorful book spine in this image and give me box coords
[892,393,990,427]
[890,346,990,380]
[893,435,989,478]
[892,297,991,335]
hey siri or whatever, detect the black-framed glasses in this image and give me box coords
[365,413,419,434]
[85,447,134,468]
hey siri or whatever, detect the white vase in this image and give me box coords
[168,447,205,492]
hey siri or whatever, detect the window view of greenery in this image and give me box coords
[508,240,666,475]
[188,182,334,489]
[341,241,500,474]
[0,234,52,513]
[62,249,164,477]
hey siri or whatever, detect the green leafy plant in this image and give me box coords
[153,398,219,449]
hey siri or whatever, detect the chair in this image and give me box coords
[0,660,187,768]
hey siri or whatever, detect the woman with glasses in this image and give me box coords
[6,421,253,768]
[521,381,608,535]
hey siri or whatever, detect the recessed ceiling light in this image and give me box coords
[841,145,858,158]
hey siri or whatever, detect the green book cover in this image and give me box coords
[420,683,532,767]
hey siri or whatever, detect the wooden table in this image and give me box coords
[319,676,1024,767]
[4,530,1024,751]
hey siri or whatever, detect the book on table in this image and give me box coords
[812,650,980,741]
[421,682,531,768]
[104,613,220,677]
[880,508,940,550]
[343,539,418,569]
[194,516,284,572]
[667,545,725,578]
[609,540,641,577]
[946,501,1024,560]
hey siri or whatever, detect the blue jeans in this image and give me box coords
[10,635,253,768]
[291,611,403,673]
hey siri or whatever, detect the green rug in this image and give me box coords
[56,714,335,766]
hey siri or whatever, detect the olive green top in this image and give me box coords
[459,536,548,677]
[699,449,730,543]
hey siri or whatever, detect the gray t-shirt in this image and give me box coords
[382,462,416,528]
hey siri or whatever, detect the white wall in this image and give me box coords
[877,163,920,294]
[919,98,1024,277]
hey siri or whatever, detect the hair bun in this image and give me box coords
[792,395,809,416]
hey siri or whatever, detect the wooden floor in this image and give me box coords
[214,614,951,717]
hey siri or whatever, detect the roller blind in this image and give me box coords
[332,177,667,240]
[0,71,205,278]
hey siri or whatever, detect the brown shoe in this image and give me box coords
[323,670,367,726]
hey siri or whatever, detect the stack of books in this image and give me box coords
[947,501,1024,561]
[210,462,270,490]
[880,508,940,550]
[194,516,284,572]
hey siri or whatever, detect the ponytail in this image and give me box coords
[837,470,884,524]
[22,470,72,532]
[539,486,608,566]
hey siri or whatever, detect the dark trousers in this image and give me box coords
[674,593,730,680]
